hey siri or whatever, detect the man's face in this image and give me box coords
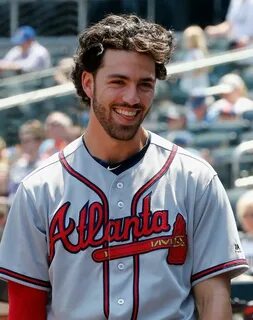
[20,133,41,154]
[20,40,33,52]
[84,49,156,141]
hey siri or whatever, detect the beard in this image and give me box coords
[92,96,151,141]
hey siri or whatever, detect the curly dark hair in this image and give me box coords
[71,14,175,105]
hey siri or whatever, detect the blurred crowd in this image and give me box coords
[0,112,83,239]
[0,0,253,279]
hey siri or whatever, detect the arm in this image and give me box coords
[205,21,231,37]
[193,274,232,320]
[8,281,48,320]
[0,60,22,72]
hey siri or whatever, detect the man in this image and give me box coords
[8,119,45,204]
[39,111,73,159]
[0,14,248,319]
[236,190,253,275]
[206,73,253,122]
[205,0,253,49]
[0,25,51,74]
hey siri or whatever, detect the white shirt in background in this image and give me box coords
[3,41,51,72]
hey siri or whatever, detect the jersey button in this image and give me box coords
[118,298,125,305]
[118,263,125,270]
[117,182,123,189]
[117,201,124,208]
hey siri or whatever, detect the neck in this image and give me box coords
[84,122,148,164]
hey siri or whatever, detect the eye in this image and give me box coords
[140,82,154,90]
[109,79,125,86]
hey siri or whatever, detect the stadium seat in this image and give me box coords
[231,280,253,302]
[208,119,251,135]
[231,140,253,186]
[241,110,253,122]
[187,122,209,134]
[207,119,251,145]
[191,132,237,150]
[211,147,235,189]
[240,132,253,142]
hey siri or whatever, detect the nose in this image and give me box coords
[122,85,141,106]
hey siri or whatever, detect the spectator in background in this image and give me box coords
[236,190,253,275]
[205,0,253,49]
[0,26,51,74]
[186,91,215,125]
[0,197,9,241]
[159,104,195,149]
[0,137,8,171]
[65,125,84,144]
[206,73,253,121]
[40,111,73,158]
[179,25,210,96]
[0,137,9,198]
[54,57,74,84]
[8,119,45,203]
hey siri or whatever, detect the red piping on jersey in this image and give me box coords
[59,151,110,319]
[191,259,248,282]
[130,144,178,320]
[0,267,50,288]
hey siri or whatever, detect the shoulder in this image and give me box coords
[149,131,216,175]
[4,46,20,59]
[31,42,50,55]
[149,132,218,200]
[236,97,253,106]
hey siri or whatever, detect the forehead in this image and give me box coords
[99,49,156,79]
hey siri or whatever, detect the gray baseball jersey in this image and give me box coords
[0,132,248,319]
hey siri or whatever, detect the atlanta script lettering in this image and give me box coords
[49,194,187,264]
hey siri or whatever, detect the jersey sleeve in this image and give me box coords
[191,174,248,286]
[0,182,50,291]
[8,281,48,320]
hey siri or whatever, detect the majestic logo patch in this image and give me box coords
[234,243,241,253]
[49,194,187,264]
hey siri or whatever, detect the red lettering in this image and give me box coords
[121,216,142,240]
[76,203,88,250]
[152,211,170,233]
[48,195,182,262]
[104,219,123,241]
[138,194,152,236]
[49,202,76,261]
[138,195,170,237]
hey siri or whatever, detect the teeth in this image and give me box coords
[116,109,137,116]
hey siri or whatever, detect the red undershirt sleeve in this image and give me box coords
[8,281,48,320]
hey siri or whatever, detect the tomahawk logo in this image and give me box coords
[49,194,188,265]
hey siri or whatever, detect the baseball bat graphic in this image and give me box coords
[92,235,186,262]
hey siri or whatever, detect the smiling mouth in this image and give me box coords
[114,108,139,117]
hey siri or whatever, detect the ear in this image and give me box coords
[81,71,94,100]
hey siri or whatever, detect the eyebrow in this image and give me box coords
[107,74,155,82]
